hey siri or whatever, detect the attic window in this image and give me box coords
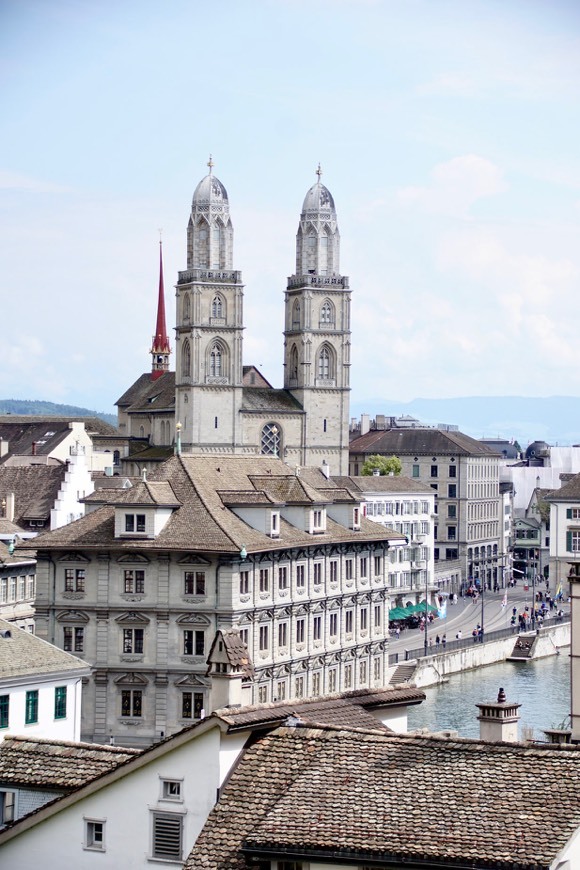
[353,507,361,530]
[125,514,146,533]
[271,511,280,537]
[148,395,159,404]
[312,508,326,534]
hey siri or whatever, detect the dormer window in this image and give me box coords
[271,511,280,537]
[125,514,146,533]
[353,507,361,530]
[311,507,326,534]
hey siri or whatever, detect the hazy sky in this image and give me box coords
[2,0,579,414]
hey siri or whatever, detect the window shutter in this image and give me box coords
[153,813,182,860]
[567,509,572,519]
[567,531,572,552]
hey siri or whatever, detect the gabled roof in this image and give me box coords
[0,417,118,459]
[187,723,580,870]
[0,736,139,790]
[109,479,181,508]
[115,371,176,412]
[33,455,404,555]
[207,628,254,678]
[0,465,65,523]
[350,427,500,458]
[0,619,90,681]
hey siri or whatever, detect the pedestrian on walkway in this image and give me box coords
[435,634,440,646]
[442,634,447,648]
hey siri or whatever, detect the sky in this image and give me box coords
[1,0,580,417]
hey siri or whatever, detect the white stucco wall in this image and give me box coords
[0,674,83,742]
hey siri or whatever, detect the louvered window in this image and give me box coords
[152,812,182,861]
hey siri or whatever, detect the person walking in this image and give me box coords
[442,634,447,648]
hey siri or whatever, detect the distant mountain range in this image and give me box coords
[350,396,580,448]
[0,400,117,428]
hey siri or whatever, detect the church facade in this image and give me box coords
[118,161,351,476]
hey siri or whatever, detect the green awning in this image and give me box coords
[388,607,408,621]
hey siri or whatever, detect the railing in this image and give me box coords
[388,613,570,665]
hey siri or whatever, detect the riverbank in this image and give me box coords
[406,622,570,688]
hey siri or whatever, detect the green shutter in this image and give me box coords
[567,509,572,519]
[567,531,573,552]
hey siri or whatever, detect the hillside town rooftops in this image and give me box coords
[545,472,580,502]
[0,735,140,790]
[187,723,580,870]
[0,464,65,525]
[115,371,176,413]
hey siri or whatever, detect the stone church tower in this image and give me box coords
[175,158,245,453]
[284,167,351,474]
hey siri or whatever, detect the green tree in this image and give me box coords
[361,454,402,476]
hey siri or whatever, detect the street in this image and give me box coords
[387,587,568,656]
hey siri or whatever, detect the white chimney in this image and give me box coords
[360,414,370,436]
[476,687,521,743]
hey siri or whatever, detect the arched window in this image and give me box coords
[139,425,145,438]
[211,295,223,318]
[320,300,334,326]
[292,300,301,330]
[195,221,209,268]
[181,339,191,378]
[183,293,191,322]
[317,345,333,379]
[290,344,298,380]
[261,423,281,457]
[209,343,222,377]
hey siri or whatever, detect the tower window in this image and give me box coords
[320,300,334,325]
[290,345,298,380]
[209,344,222,377]
[292,300,301,330]
[211,295,223,318]
[317,345,334,379]
[181,340,191,378]
[261,423,281,456]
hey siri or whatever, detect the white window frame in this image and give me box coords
[84,817,106,851]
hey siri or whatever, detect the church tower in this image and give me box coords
[150,239,171,379]
[284,167,351,474]
[175,158,245,453]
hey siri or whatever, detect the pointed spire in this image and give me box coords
[316,162,322,181]
[207,154,214,175]
[151,235,171,379]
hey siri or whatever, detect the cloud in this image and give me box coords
[416,72,477,97]
[398,155,506,217]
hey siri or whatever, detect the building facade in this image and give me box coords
[31,455,404,746]
[349,426,502,593]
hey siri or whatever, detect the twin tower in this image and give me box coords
[169,161,351,475]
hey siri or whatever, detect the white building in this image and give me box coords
[0,618,90,742]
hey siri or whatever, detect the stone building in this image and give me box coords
[32,454,404,746]
[118,161,351,475]
[349,426,502,593]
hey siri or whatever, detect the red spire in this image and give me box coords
[151,239,171,379]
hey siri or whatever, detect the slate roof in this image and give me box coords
[207,628,255,678]
[0,618,90,680]
[241,387,303,413]
[350,427,500,458]
[0,540,35,567]
[32,455,404,555]
[0,465,65,524]
[187,724,580,870]
[116,371,176,412]
[213,685,424,733]
[333,474,433,495]
[0,736,139,790]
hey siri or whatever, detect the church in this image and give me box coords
[116,160,352,475]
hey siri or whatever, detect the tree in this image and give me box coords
[361,454,402,476]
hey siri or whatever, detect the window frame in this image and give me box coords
[25,689,38,725]
[54,686,67,720]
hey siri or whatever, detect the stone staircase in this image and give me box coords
[389,661,417,685]
[507,635,536,661]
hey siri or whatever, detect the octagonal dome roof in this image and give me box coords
[192,172,229,207]
[301,180,335,215]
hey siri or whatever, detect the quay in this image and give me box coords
[388,617,571,688]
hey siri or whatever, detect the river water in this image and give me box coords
[407,652,571,741]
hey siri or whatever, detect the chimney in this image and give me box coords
[360,414,370,436]
[0,439,8,459]
[31,441,37,456]
[476,687,521,743]
[5,493,15,523]
[320,460,330,479]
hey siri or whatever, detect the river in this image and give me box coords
[407,651,571,740]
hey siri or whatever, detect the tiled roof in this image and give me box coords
[0,735,139,789]
[350,428,500,458]
[33,455,404,555]
[333,474,433,494]
[187,724,580,870]
[0,418,118,458]
[213,685,424,732]
[0,465,65,523]
[0,618,90,680]
[108,479,181,507]
[241,387,303,413]
[208,628,255,678]
[0,540,35,567]
[116,371,176,412]
[545,473,580,502]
